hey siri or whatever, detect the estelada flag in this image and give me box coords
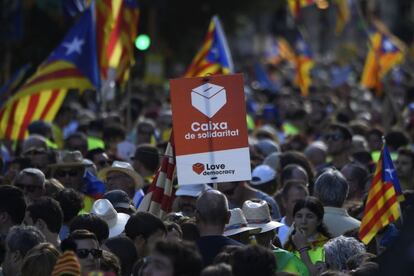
[0,4,100,140]
[294,34,314,97]
[185,15,234,77]
[360,31,404,92]
[359,143,404,245]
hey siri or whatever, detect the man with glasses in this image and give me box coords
[64,229,102,274]
[323,123,354,170]
[49,151,96,212]
[13,168,45,204]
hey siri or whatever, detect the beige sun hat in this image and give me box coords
[242,199,284,233]
[48,150,92,169]
[91,199,130,238]
[98,161,144,190]
[224,208,262,237]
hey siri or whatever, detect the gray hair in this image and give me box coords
[314,168,349,207]
[324,236,366,271]
[196,190,229,226]
[17,168,46,187]
[6,225,46,257]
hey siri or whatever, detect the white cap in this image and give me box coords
[175,184,211,198]
[250,165,277,186]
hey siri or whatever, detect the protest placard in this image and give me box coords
[170,73,251,184]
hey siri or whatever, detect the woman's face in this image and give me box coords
[294,207,320,238]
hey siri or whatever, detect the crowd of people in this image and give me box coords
[1,49,414,276]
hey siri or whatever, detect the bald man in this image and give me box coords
[196,190,242,266]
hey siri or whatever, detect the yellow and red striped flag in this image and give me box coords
[361,31,404,92]
[0,5,100,140]
[185,15,234,77]
[96,0,139,84]
[294,34,314,97]
[287,0,315,19]
[359,143,404,245]
[265,37,296,65]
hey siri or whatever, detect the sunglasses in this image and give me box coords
[76,248,102,259]
[15,183,42,193]
[55,170,80,178]
[324,133,344,141]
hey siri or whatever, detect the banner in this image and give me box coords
[170,73,251,185]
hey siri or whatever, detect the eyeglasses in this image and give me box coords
[14,183,42,193]
[324,133,344,141]
[55,170,80,178]
[76,248,102,259]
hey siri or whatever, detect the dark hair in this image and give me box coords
[6,225,46,257]
[0,185,26,224]
[385,130,410,151]
[125,212,166,240]
[343,162,370,191]
[27,197,63,234]
[328,123,353,141]
[100,249,121,276]
[86,148,106,161]
[64,229,98,251]
[293,196,331,238]
[103,125,126,140]
[64,132,88,153]
[21,242,60,276]
[280,151,315,190]
[180,221,200,242]
[281,164,309,185]
[201,263,233,276]
[70,214,109,244]
[231,245,276,276]
[55,188,84,223]
[133,144,160,172]
[153,240,203,276]
[104,236,138,276]
[398,148,414,166]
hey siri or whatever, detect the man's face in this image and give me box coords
[324,129,348,156]
[74,238,101,274]
[65,138,88,157]
[396,154,414,181]
[176,196,197,217]
[283,187,307,219]
[217,182,240,205]
[106,171,135,198]
[54,167,85,191]
[14,174,44,204]
[92,153,111,172]
[23,149,49,172]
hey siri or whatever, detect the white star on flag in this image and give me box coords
[383,40,394,52]
[63,37,85,56]
[385,168,394,179]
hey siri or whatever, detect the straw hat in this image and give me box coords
[242,199,284,233]
[91,199,130,238]
[224,208,261,237]
[48,151,92,169]
[98,161,144,190]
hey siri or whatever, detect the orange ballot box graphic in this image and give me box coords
[170,74,251,185]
